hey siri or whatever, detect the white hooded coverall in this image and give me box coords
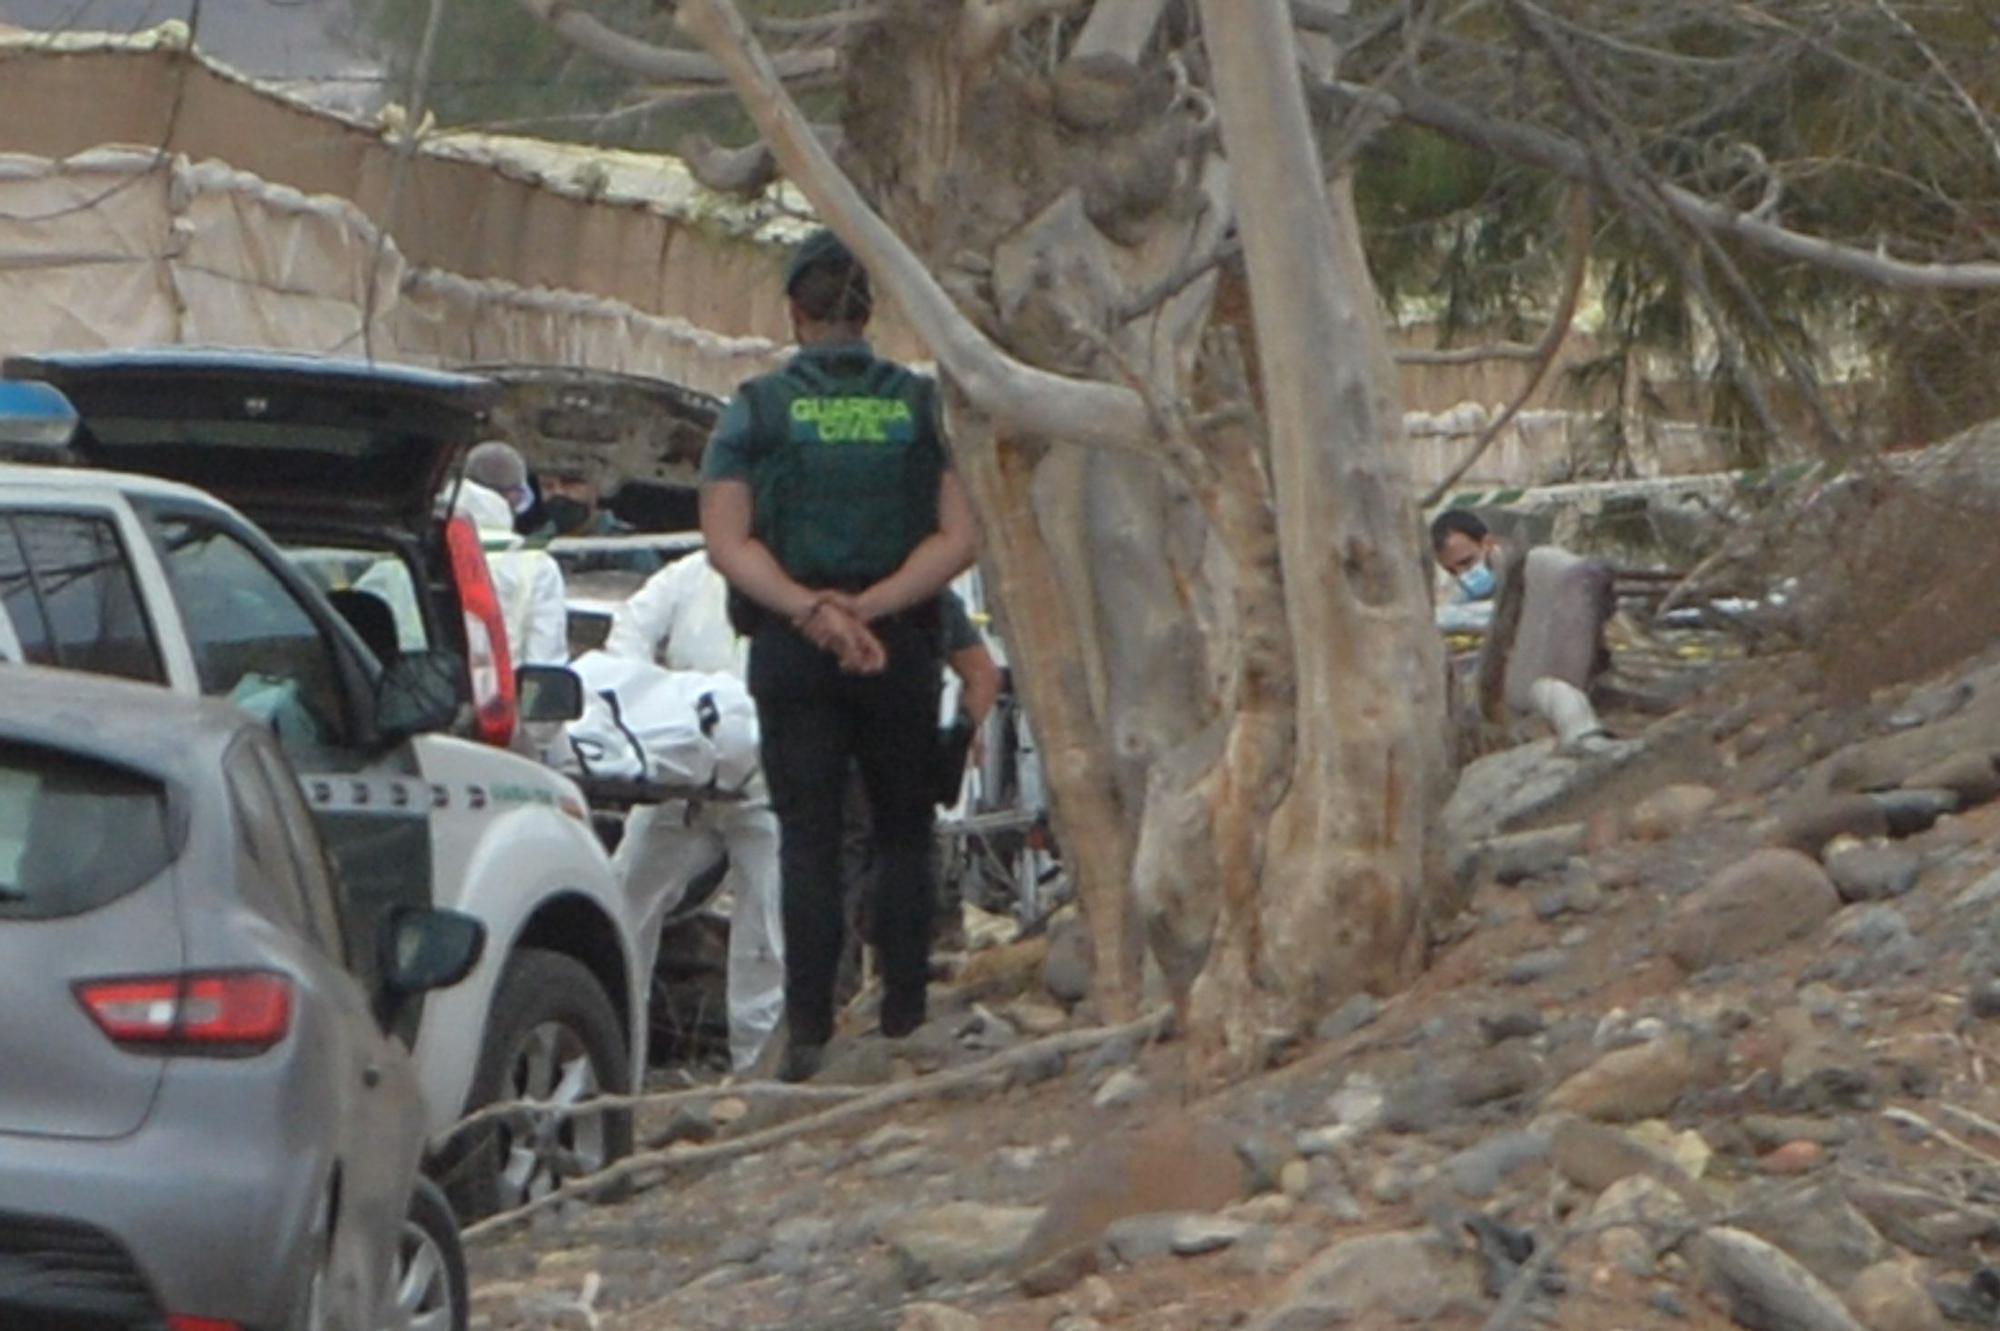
[606,550,786,1071]
[453,482,569,666]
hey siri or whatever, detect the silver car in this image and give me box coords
[0,666,483,1331]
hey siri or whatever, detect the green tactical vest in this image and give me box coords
[739,350,943,586]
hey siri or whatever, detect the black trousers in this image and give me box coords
[749,617,941,1047]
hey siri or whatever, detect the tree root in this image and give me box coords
[462,1008,1174,1245]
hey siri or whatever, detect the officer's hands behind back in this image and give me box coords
[801,600,887,675]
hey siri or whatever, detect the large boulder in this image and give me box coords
[1249,1230,1484,1329]
[1668,850,1841,972]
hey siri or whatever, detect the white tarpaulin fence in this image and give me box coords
[0,148,785,397]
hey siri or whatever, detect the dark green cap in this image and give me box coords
[784,227,859,293]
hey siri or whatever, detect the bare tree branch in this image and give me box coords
[1395,340,1542,366]
[753,6,884,39]
[668,0,1153,453]
[1322,75,2000,291]
[1073,0,1174,58]
[1868,0,2000,176]
[515,0,838,85]
[675,125,844,197]
[962,0,1090,61]
[1420,185,1590,507]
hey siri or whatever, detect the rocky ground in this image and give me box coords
[464,637,2000,1331]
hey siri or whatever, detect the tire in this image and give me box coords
[436,948,633,1220]
[387,1178,468,1331]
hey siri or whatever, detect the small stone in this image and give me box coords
[884,1202,1044,1288]
[998,1145,1043,1172]
[1442,1130,1552,1199]
[1780,1040,1876,1112]
[1738,1177,1890,1289]
[1599,1225,1656,1276]
[867,1147,932,1179]
[1697,1227,1868,1331]
[1009,1045,1068,1088]
[1761,1140,1826,1175]
[1958,866,2000,912]
[1547,1033,1706,1122]
[1231,1194,1298,1225]
[773,1214,835,1247]
[1770,796,1891,857]
[1170,1215,1253,1257]
[1652,1287,1691,1319]
[1479,1008,1547,1044]
[1471,823,1589,884]
[1279,1159,1313,1200]
[1630,784,1721,841]
[710,1096,749,1125]
[1295,1125,1358,1157]
[1007,1001,1070,1036]
[1668,849,1841,973]
[1824,844,1922,902]
[1591,1175,1693,1270]
[1102,1213,1210,1266]
[860,1124,928,1159]
[1315,992,1381,1042]
[1328,1074,1387,1129]
[1627,1119,1713,1178]
[1079,1274,1119,1315]
[715,1232,766,1266]
[1550,1118,1684,1192]
[1845,1260,1948,1331]
[1742,1115,1851,1152]
[1092,1068,1149,1110]
[1904,752,2000,807]
[1969,980,2000,1020]
[1847,1178,2000,1258]
[1872,788,1960,836]
[1368,1161,1416,1205]
[896,1304,981,1331]
[1503,948,1569,985]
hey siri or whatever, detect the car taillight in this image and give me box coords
[445,513,517,747]
[168,1317,242,1331]
[75,972,292,1053]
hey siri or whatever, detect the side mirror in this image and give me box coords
[375,650,464,740]
[379,907,486,996]
[517,664,585,723]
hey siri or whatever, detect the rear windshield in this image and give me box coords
[0,742,173,921]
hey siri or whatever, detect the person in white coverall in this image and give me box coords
[454,480,571,666]
[605,549,786,1071]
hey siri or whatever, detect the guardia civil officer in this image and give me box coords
[699,228,978,1082]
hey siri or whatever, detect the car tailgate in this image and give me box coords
[4,350,496,536]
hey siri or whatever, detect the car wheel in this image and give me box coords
[442,948,633,1219]
[387,1178,467,1331]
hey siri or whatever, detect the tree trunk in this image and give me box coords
[662,0,1450,1071]
[1184,0,1452,1068]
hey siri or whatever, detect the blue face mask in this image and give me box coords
[1457,562,1496,600]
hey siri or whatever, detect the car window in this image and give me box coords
[153,518,352,756]
[0,741,172,921]
[250,740,349,966]
[288,545,429,659]
[0,513,164,684]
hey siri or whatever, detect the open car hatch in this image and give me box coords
[4,349,498,534]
